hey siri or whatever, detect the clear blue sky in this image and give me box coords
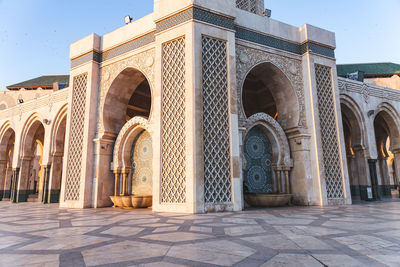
[0,0,399,90]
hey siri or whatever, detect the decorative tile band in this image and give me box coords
[70,32,155,68]
[236,26,335,58]
[70,7,335,68]
[156,7,235,33]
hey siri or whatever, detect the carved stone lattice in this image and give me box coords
[202,36,232,204]
[64,73,88,201]
[99,49,155,133]
[236,45,306,128]
[236,0,262,14]
[315,65,344,200]
[161,37,186,203]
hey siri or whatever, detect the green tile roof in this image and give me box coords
[337,63,400,77]
[7,75,70,89]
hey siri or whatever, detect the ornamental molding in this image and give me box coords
[236,44,306,129]
[338,77,400,102]
[98,49,155,133]
[244,112,292,167]
[113,116,150,170]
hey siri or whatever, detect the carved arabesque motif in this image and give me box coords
[98,49,155,133]
[236,45,306,128]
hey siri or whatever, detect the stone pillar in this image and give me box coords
[0,160,7,201]
[47,154,63,203]
[10,167,20,203]
[16,158,31,203]
[113,170,121,197]
[2,164,12,199]
[60,34,101,208]
[92,136,115,207]
[353,146,370,200]
[368,159,379,200]
[152,0,239,213]
[41,165,51,204]
[393,151,400,188]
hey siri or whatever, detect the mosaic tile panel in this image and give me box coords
[244,127,273,193]
[202,36,232,204]
[161,37,186,204]
[130,131,153,196]
[315,65,344,200]
[64,73,88,201]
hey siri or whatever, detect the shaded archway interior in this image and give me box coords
[341,103,369,200]
[242,62,299,129]
[373,111,399,198]
[22,121,45,200]
[0,129,15,200]
[103,68,151,135]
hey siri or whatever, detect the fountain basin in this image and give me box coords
[245,193,291,207]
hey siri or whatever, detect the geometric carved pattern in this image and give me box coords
[202,36,232,204]
[161,37,186,204]
[236,0,262,14]
[64,74,88,201]
[244,127,273,193]
[315,65,344,199]
[131,131,153,196]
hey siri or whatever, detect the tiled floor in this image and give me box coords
[0,200,400,266]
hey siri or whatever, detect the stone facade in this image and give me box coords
[0,0,399,212]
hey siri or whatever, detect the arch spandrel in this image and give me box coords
[99,49,155,135]
[236,45,305,129]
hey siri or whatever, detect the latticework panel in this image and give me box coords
[315,65,344,199]
[64,74,87,201]
[202,36,232,204]
[236,0,262,14]
[161,37,187,203]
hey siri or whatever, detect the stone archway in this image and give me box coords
[112,117,153,208]
[340,98,370,200]
[98,67,153,208]
[242,62,300,130]
[243,113,292,207]
[45,106,67,203]
[17,116,46,202]
[102,67,152,136]
[373,105,400,198]
[0,123,15,201]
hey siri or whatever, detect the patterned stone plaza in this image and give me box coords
[0,200,400,266]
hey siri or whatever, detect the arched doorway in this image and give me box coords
[242,62,299,130]
[111,118,153,209]
[18,119,45,202]
[47,108,67,203]
[373,109,400,198]
[0,126,15,201]
[340,102,370,200]
[241,62,295,207]
[103,68,151,134]
[103,67,153,208]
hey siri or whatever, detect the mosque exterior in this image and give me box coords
[1,0,399,213]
